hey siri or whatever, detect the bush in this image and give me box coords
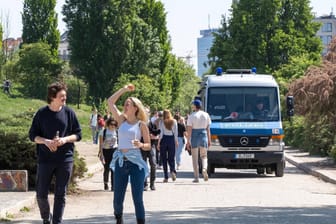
[284,115,336,158]
[0,127,37,187]
[0,109,87,190]
[283,116,305,148]
[302,115,335,156]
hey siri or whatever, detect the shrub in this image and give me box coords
[0,109,87,190]
[302,114,335,156]
[283,116,305,148]
[284,115,336,158]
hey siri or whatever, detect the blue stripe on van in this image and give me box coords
[210,122,284,135]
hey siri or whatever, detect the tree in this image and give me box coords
[113,73,163,110]
[22,0,60,56]
[139,0,171,75]
[208,16,233,72]
[0,23,3,76]
[171,58,200,114]
[17,42,62,99]
[209,0,322,74]
[287,36,336,156]
[63,0,167,100]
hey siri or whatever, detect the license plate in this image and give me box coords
[234,153,255,159]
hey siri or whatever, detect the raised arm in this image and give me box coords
[107,84,134,125]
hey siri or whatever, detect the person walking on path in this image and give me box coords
[96,113,105,145]
[89,108,98,144]
[98,118,118,191]
[154,111,163,168]
[186,99,211,183]
[107,83,151,224]
[174,114,187,170]
[29,82,82,224]
[141,112,160,191]
[158,109,178,182]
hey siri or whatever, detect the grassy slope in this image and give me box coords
[0,92,92,141]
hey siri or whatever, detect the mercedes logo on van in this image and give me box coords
[240,137,249,146]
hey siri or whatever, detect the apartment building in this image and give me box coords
[314,13,336,55]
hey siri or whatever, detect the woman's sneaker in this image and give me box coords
[171,172,177,181]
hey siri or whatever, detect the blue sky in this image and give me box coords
[1,0,335,67]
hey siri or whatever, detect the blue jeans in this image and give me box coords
[90,125,97,144]
[36,162,73,224]
[114,160,145,220]
[176,137,185,166]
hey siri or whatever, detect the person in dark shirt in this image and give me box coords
[141,111,160,191]
[253,99,268,119]
[174,114,187,170]
[29,82,82,224]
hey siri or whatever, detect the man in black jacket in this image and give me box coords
[29,82,82,224]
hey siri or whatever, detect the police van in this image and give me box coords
[197,68,292,177]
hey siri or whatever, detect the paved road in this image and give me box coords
[8,151,336,224]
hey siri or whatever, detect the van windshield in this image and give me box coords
[207,87,280,122]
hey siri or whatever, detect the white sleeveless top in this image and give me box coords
[118,120,141,149]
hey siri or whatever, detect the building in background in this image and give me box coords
[58,31,70,61]
[197,28,218,77]
[314,12,336,55]
[2,37,22,59]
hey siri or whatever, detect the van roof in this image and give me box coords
[204,74,278,88]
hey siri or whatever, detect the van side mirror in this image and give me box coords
[286,96,294,117]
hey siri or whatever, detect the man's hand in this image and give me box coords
[55,137,68,147]
[44,139,58,152]
[186,142,191,151]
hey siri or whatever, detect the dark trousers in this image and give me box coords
[3,86,10,95]
[160,135,176,179]
[103,147,116,189]
[36,162,73,224]
[152,139,161,166]
[141,148,156,187]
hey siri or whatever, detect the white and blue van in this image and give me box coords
[197,68,289,177]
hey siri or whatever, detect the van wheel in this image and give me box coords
[266,167,273,174]
[257,167,265,175]
[275,161,285,177]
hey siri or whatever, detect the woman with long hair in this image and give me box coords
[107,84,151,224]
[158,109,178,182]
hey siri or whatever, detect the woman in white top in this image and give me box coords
[186,99,211,183]
[158,109,178,182]
[107,83,151,224]
[98,118,118,191]
[89,108,98,144]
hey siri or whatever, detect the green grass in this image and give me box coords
[0,91,92,141]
